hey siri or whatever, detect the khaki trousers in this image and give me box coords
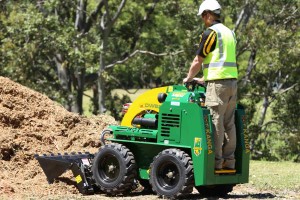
[205,79,237,169]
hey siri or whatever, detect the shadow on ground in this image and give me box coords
[55,179,278,199]
[127,190,277,199]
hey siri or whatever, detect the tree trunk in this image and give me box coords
[97,38,108,114]
[54,54,69,91]
[73,67,85,114]
[95,0,127,114]
[68,0,87,114]
[92,84,99,114]
[242,49,256,86]
[53,54,72,111]
[258,95,269,127]
[75,0,87,31]
[54,0,88,114]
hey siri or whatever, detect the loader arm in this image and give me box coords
[121,86,168,126]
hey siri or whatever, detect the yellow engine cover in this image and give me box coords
[121,86,168,127]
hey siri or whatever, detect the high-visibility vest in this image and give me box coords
[203,23,238,81]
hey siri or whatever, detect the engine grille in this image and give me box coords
[160,113,180,137]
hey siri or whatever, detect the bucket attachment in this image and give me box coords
[35,152,96,195]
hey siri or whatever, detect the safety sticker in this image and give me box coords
[75,175,82,183]
[172,92,185,97]
[193,137,202,156]
[171,102,180,106]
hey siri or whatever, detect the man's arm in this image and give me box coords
[183,55,204,83]
[183,28,216,84]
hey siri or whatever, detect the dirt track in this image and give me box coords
[0,76,299,200]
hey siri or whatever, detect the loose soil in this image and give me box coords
[0,76,116,199]
[0,76,298,200]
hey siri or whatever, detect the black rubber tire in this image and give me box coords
[92,143,137,195]
[149,148,194,198]
[196,184,235,197]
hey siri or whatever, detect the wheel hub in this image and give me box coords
[99,154,120,181]
[156,161,180,189]
[108,164,116,173]
[166,170,175,179]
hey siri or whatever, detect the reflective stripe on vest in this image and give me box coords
[203,62,237,68]
[203,23,238,81]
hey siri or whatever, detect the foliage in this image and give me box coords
[0,1,100,111]
[105,94,131,121]
[107,0,200,89]
[271,87,300,162]
[223,0,300,162]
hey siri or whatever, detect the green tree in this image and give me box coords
[0,1,101,114]
[225,0,300,160]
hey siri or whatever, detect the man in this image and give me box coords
[183,0,238,170]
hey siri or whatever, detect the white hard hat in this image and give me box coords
[197,0,221,16]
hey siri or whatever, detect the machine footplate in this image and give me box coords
[215,169,236,174]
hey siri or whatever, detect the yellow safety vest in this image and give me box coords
[203,23,238,81]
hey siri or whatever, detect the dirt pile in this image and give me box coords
[0,76,116,198]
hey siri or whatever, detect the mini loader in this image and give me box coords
[35,81,250,198]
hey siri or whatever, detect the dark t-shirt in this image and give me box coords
[196,20,221,58]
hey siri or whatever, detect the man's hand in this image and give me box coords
[183,77,194,83]
[193,77,205,85]
[183,77,205,84]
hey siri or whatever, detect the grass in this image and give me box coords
[248,160,300,192]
